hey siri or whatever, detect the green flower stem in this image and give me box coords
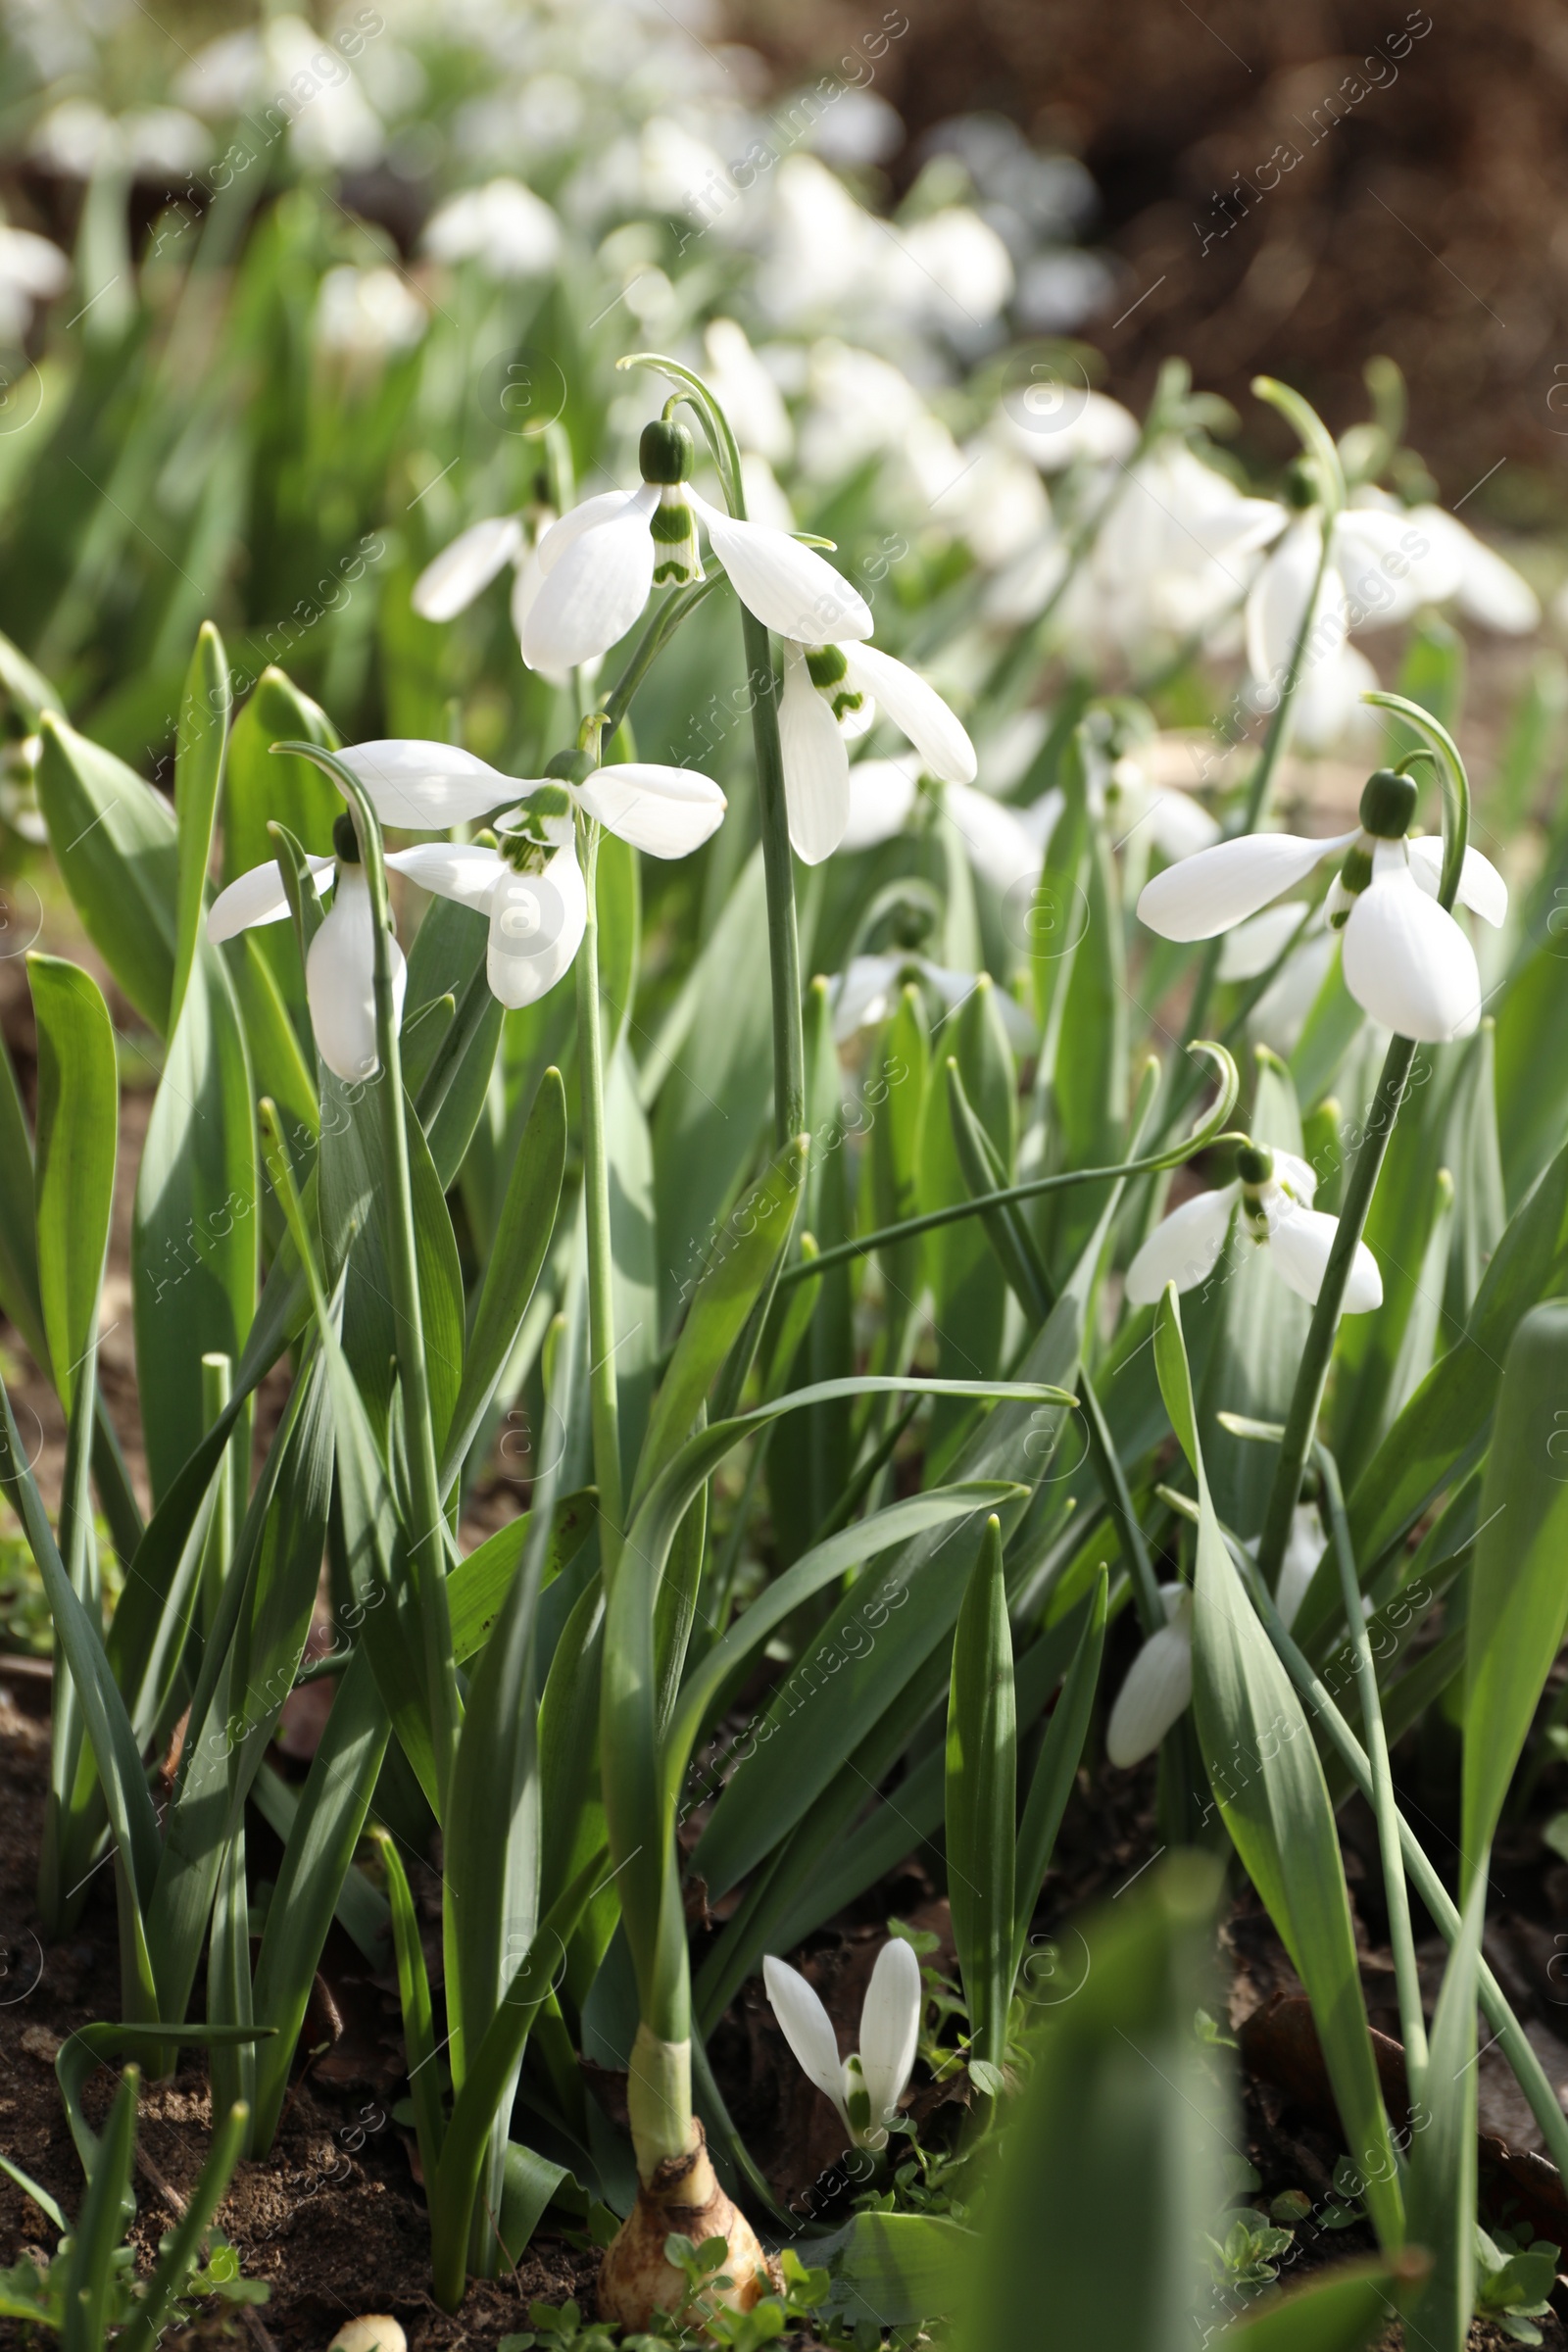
[618,350,805,1143]
[273,745,461,1807]
[1239,1545,1568,2180]
[574,804,625,1583]
[1318,1442,1429,2108]
[1254,700,1470,1591]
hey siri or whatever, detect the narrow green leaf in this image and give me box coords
[373,1829,446,2184]
[1012,1566,1107,1975]
[1462,1299,1568,1872]
[62,2066,139,2352]
[28,955,117,1404]
[1400,1873,1485,2352]
[946,1516,1015,2068]
[171,621,231,1030]
[0,1024,46,1368]
[117,2095,253,2352]
[1218,2259,1410,2349]
[36,711,177,1034]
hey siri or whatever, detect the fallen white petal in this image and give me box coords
[576,762,726,858]
[338,740,519,830]
[305,866,406,1082]
[1123,1184,1237,1307]
[1105,1592,1193,1768]
[858,1938,921,2130]
[208,853,333,942]
[412,515,523,622]
[842,756,920,850]
[763,1955,849,2124]
[779,641,851,864]
[485,845,587,1007]
[694,492,872,643]
[841,643,975,783]
[520,489,658,671]
[1405,833,1508,928]
[1137,831,1349,943]
[1341,855,1483,1042]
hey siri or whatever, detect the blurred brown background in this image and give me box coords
[736,0,1568,520]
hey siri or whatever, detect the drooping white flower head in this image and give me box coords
[778,639,976,866]
[208,816,406,1084]
[1136,764,1505,1045]
[519,415,872,675]
[207,740,725,1046]
[1105,1584,1193,1769]
[763,1938,922,2150]
[421,177,562,280]
[1124,1142,1382,1316]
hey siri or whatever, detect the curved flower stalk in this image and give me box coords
[1137,763,1505,1045]
[1125,1141,1382,1315]
[518,414,873,675]
[209,742,725,1055]
[1105,1585,1193,1768]
[763,1939,921,2150]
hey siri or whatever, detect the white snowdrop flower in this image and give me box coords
[389,827,588,1010]
[0,220,69,341]
[1080,444,1281,661]
[796,340,926,483]
[520,416,872,675]
[703,318,792,464]
[829,953,1035,1053]
[756,155,886,325]
[1105,1585,1193,1769]
[1001,386,1140,476]
[266,16,384,172]
[1124,1142,1382,1316]
[1274,1503,1327,1633]
[895,207,1013,324]
[316,266,425,361]
[1288,641,1382,758]
[173,28,265,119]
[841,757,1044,900]
[779,639,976,866]
[1349,486,1539,635]
[763,1939,921,2151]
[333,738,726,861]
[1137,766,1506,1045]
[1104,753,1221,861]
[208,816,405,1084]
[421,177,562,279]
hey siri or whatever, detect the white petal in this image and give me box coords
[1105,1604,1193,1768]
[1342,853,1482,1042]
[858,1938,921,2129]
[385,842,506,907]
[534,488,639,576]
[338,739,517,830]
[763,1954,849,2127]
[485,846,587,1008]
[1333,508,1427,632]
[841,644,975,784]
[1411,507,1540,633]
[779,641,850,864]
[1265,1199,1382,1312]
[520,489,657,671]
[1405,833,1507,928]
[412,515,523,622]
[576,762,726,858]
[1136,831,1348,943]
[1246,517,1348,689]
[842,756,919,850]
[1146,788,1220,859]
[208,853,332,942]
[305,867,405,1083]
[944,779,1043,898]
[1269,1151,1318,1208]
[693,492,872,643]
[1123,1184,1238,1306]
[1216,901,1310,982]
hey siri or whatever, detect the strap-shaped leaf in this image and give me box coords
[171,621,230,1031]
[946,1514,1015,2067]
[28,955,117,1406]
[1154,1287,1403,2252]
[36,711,177,1034]
[1012,1566,1107,1975]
